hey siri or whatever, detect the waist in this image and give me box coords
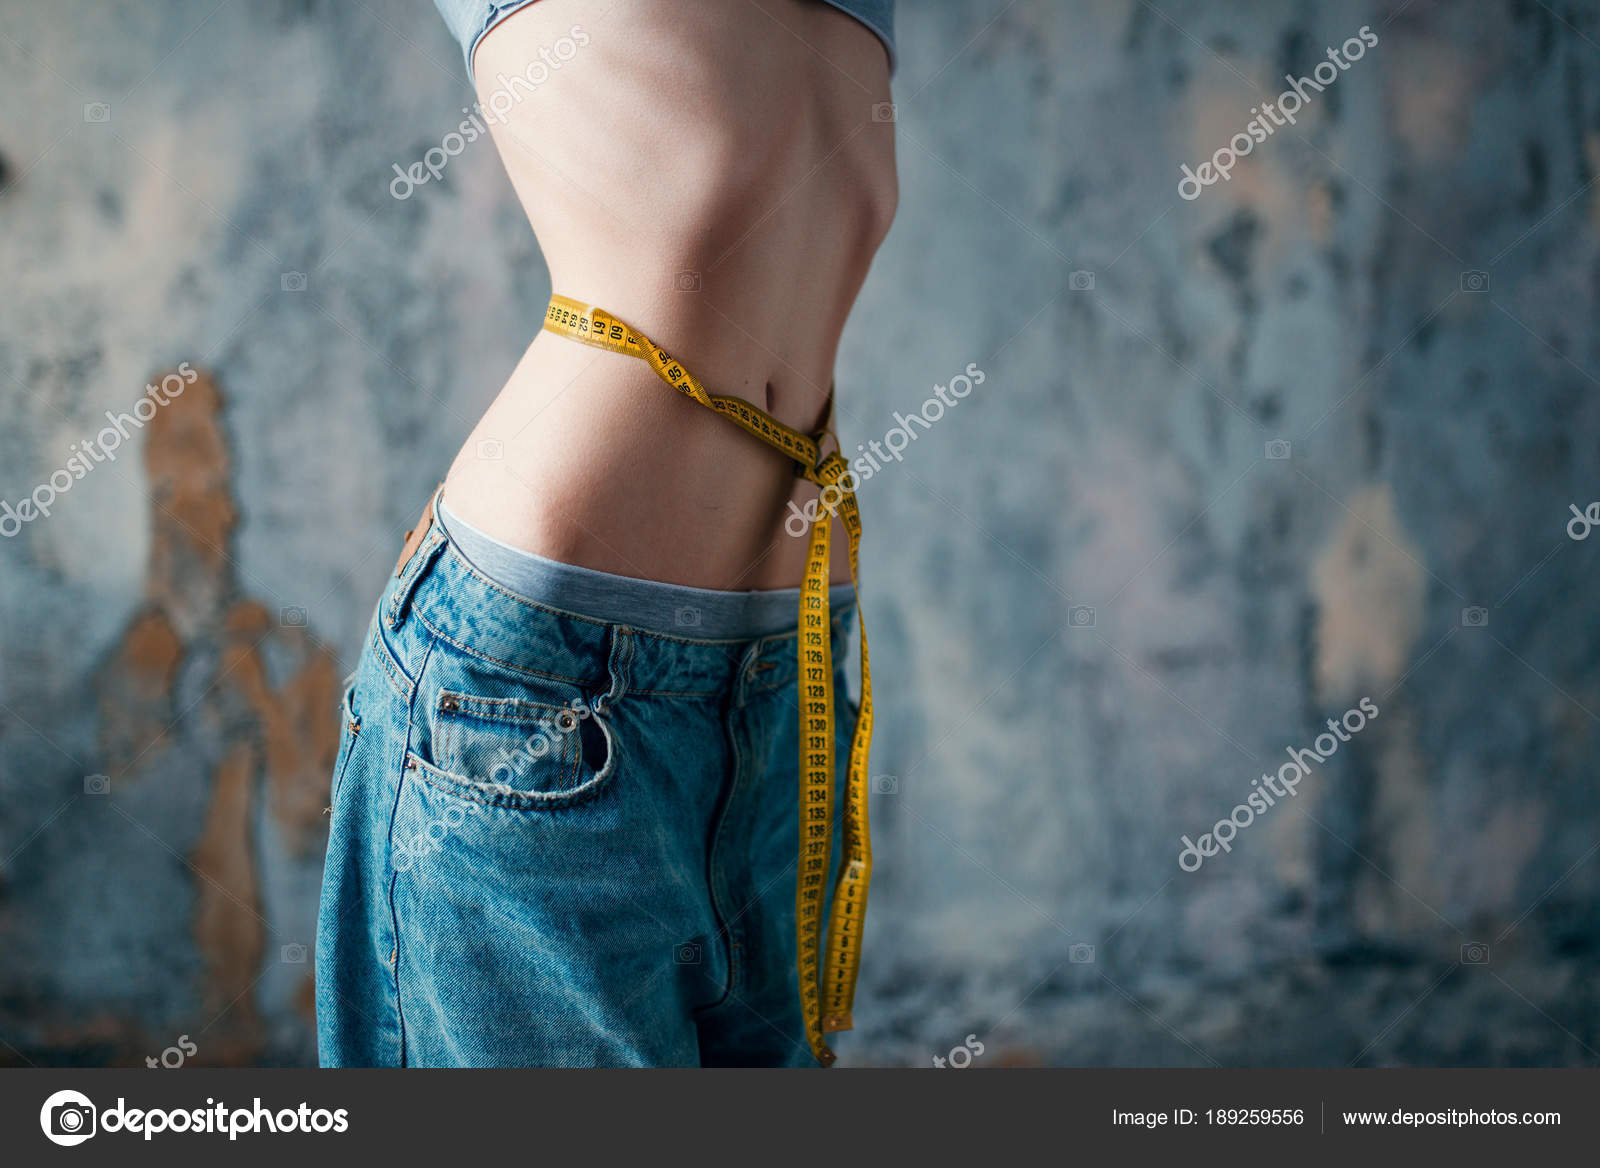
[441,331,854,591]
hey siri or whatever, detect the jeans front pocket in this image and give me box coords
[418,687,617,807]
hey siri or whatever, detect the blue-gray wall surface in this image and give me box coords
[3,0,1599,1066]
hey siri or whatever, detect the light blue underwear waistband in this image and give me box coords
[436,496,855,642]
[432,1,896,76]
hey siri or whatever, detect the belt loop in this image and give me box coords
[393,485,442,577]
[387,487,445,629]
[732,638,763,708]
[596,626,634,711]
[386,528,445,630]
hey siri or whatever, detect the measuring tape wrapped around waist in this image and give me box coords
[542,294,872,1066]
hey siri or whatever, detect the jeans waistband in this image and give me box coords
[384,492,856,701]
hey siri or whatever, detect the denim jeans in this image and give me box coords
[315,503,859,1066]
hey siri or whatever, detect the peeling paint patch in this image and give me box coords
[83,367,337,1062]
[217,601,342,856]
[145,371,237,637]
[1385,41,1479,164]
[95,608,182,779]
[1355,705,1440,936]
[1465,799,1546,915]
[189,739,265,1059]
[1309,484,1425,704]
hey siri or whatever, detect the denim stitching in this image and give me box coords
[369,622,414,703]
[697,664,758,1018]
[405,749,617,812]
[407,547,854,698]
[432,698,583,790]
[388,529,447,630]
[435,690,576,721]
[410,606,595,688]
[411,605,734,700]
[388,630,437,1068]
[329,686,361,808]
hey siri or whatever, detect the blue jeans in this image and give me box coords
[315,503,859,1066]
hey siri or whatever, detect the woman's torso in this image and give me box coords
[440,0,897,591]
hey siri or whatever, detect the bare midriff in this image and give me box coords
[440,0,896,591]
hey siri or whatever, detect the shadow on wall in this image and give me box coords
[1,370,338,1066]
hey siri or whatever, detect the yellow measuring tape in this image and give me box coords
[542,294,872,1066]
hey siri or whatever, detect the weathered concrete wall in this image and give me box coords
[2,0,1598,1066]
